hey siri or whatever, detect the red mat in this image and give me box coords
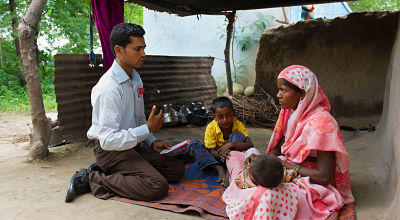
[328,203,356,220]
[111,163,228,220]
[111,162,356,220]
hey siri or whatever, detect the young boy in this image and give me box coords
[188,97,255,186]
[235,154,298,189]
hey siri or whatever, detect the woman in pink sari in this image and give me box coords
[223,65,354,219]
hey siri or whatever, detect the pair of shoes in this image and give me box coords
[88,163,104,173]
[65,169,91,203]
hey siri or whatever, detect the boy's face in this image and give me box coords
[213,106,235,130]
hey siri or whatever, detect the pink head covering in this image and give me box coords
[268,65,354,204]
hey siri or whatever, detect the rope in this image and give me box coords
[89,0,96,70]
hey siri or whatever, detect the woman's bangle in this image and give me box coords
[294,165,301,173]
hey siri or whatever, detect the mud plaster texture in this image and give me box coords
[255,11,400,117]
[0,111,387,219]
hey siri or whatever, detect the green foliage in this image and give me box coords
[125,3,143,25]
[218,12,274,87]
[39,0,100,54]
[235,13,273,52]
[0,39,56,112]
[348,0,400,12]
[0,1,143,112]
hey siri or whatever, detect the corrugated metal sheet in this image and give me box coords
[54,54,216,142]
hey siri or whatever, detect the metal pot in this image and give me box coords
[179,105,192,124]
[163,104,180,127]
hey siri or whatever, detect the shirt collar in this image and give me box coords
[112,60,140,84]
[215,118,237,134]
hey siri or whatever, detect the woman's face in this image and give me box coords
[276,78,303,110]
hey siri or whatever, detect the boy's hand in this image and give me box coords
[152,141,172,153]
[220,142,233,152]
[218,150,230,162]
[218,144,232,162]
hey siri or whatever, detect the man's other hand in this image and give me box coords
[152,141,172,153]
[147,105,164,133]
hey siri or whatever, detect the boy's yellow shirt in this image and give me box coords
[204,117,249,149]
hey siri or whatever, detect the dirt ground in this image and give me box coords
[0,111,386,219]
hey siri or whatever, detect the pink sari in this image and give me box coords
[223,65,354,219]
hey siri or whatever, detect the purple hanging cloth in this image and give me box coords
[93,0,124,72]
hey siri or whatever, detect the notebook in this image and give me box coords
[160,139,190,155]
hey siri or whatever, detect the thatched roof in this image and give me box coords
[127,0,352,16]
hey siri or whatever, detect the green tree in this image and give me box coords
[0,1,143,112]
[348,0,400,12]
[125,2,143,26]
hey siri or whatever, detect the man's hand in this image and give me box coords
[152,141,172,153]
[147,105,164,133]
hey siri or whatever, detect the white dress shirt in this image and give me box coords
[87,60,156,151]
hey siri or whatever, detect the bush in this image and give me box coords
[0,39,57,112]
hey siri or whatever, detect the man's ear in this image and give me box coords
[233,109,236,115]
[114,45,123,56]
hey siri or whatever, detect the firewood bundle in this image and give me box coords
[225,88,280,128]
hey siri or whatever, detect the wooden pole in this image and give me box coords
[224,11,236,95]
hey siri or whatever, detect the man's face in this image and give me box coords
[116,36,146,69]
[213,106,234,130]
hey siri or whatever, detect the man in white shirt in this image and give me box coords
[65,23,185,203]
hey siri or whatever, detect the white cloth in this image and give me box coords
[87,60,156,151]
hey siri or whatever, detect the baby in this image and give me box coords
[235,154,298,189]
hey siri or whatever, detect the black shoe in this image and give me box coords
[65,169,91,203]
[88,163,104,173]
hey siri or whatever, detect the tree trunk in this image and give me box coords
[10,0,27,86]
[224,11,236,95]
[18,0,51,160]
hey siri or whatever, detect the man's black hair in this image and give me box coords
[211,96,234,113]
[250,155,284,188]
[110,22,145,56]
[281,78,302,93]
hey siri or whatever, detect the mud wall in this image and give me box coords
[378,14,400,219]
[256,11,400,218]
[255,12,399,117]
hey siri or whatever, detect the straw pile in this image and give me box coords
[225,88,280,128]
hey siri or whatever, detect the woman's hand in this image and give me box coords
[268,136,285,156]
[280,159,296,170]
[279,151,335,186]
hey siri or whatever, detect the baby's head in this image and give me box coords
[249,155,284,188]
